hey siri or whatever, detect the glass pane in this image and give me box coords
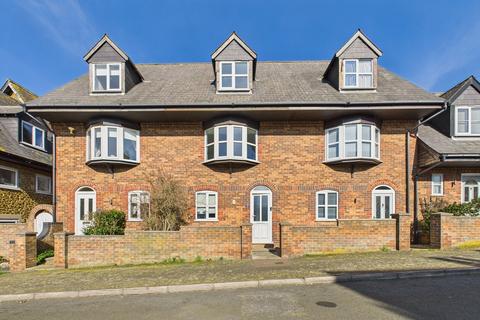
[472,109,480,134]
[110,75,120,90]
[235,76,248,89]
[130,200,139,219]
[375,143,379,158]
[384,196,391,218]
[362,142,371,157]
[362,125,371,140]
[345,74,356,86]
[94,128,102,157]
[475,187,479,200]
[206,128,214,144]
[345,125,357,140]
[327,207,337,219]
[247,128,256,144]
[95,65,107,91]
[247,145,256,160]
[108,128,117,157]
[345,60,356,73]
[345,142,357,157]
[221,63,232,75]
[88,198,93,213]
[261,195,268,222]
[0,168,15,186]
[219,142,227,157]
[80,199,85,220]
[328,128,339,143]
[123,129,137,161]
[375,196,381,219]
[327,192,337,206]
[207,145,214,159]
[235,62,248,74]
[457,109,469,133]
[208,207,216,219]
[464,187,470,202]
[234,127,242,141]
[208,193,216,206]
[37,176,50,192]
[22,122,32,144]
[253,195,260,222]
[221,76,232,88]
[218,127,227,141]
[359,59,372,73]
[375,129,380,143]
[197,207,206,219]
[434,185,442,195]
[317,207,325,219]
[328,144,339,159]
[234,142,242,157]
[359,75,372,88]
[196,193,206,207]
[317,193,325,206]
[34,128,43,148]
[432,174,441,183]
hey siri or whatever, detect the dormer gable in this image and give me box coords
[1,79,38,104]
[84,34,143,94]
[324,29,382,91]
[211,32,257,93]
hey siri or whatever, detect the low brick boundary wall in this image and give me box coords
[281,214,410,258]
[7,232,37,272]
[0,224,28,260]
[55,225,249,268]
[430,213,480,249]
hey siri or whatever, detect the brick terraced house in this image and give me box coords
[27,31,446,253]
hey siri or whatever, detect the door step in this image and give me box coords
[251,244,281,259]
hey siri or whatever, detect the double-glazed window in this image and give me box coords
[21,121,45,150]
[219,61,249,90]
[0,165,18,190]
[128,191,150,221]
[326,123,380,161]
[195,191,217,221]
[456,106,480,136]
[431,174,444,196]
[316,190,338,220]
[205,125,257,162]
[86,125,139,163]
[344,59,373,88]
[93,63,121,92]
[35,174,52,194]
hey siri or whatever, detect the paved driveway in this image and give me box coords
[1,275,479,319]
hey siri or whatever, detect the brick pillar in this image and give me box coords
[280,223,292,258]
[54,232,74,268]
[8,232,37,272]
[430,213,442,249]
[392,213,411,251]
[240,224,252,259]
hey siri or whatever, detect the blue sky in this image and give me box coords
[2,0,480,96]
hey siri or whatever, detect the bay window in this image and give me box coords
[344,59,373,88]
[455,106,480,136]
[93,63,121,92]
[86,124,139,164]
[219,61,249,90]
[204,124,258,163]
[325,122,380,162]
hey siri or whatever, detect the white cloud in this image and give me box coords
[17,0,97,55]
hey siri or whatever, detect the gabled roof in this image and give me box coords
[441,75,480,103]
[83,34,129,61]
[0,91,19,107]
[418,124,480,156]
[1,79,38,104]
[211,32,257,60]
[335,29,383,58]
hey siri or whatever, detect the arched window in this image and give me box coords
[75,187,96,235]
[372,185,395,219]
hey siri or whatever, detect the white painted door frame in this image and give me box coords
[250,186,272,244]
[372,186,395,219]
[75,188,96,235]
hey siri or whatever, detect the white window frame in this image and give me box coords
[35,174,52,195]
[92,63,122,92]
[315,190,338,221]
[343,59,373,89]
[460,173,480,203]
[372,185,395,219]
[431,173,444,196]
[21,120,45,150]
[128,191,150,221]
[195,191,218,221]
[325,123,380,162]
[455,106,480,136]
[86,125,140,164]
[219,61,249,91]
[204,125,258,163]
[0,165,18,190]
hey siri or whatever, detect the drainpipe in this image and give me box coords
[408,102,449,243]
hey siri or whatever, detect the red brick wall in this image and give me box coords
[0,223,27,259]
[56,226,244,268]
[54,120,417,238]
[430,213,480,249]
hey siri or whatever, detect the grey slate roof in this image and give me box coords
[0,120,52,166]
[28,61,443,107]
[0,92,19,106]
[417,124,480,155]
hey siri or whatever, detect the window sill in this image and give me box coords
[194,219,219,222]
[324,158,381,165]
[216,89,252,94]
[86,158,139,166]
[431,194,444,197]
[203,158,259,166]
[0,185,20,191]
[90,90,123,95]
[20,142,46,152]
[315,219,337,222]
[340,87,377,92]
[36,191,52,195]
[127,219,143,222]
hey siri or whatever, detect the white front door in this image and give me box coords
[75,189,96,235]
[251,187,272,244]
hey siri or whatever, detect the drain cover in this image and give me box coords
[316,301,337,308]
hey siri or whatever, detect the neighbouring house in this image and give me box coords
[416,76,480,218]
[0,79,53,234]
[27,30,445,256]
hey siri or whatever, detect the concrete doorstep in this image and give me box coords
[1,267,479,303]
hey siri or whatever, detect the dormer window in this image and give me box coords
[93,63,121,92]
[21,121,45,150]
[455,106,480,136]
[344,59,373,88]
[220,61,249,91]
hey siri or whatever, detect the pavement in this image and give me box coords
[1,274,479,320]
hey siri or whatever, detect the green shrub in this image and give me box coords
[419,197,449,231]
[162,257,185,264]
[83,209,126,235]
[0,256,7,263]
[442,198,480,217]
[36,249,54,265]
